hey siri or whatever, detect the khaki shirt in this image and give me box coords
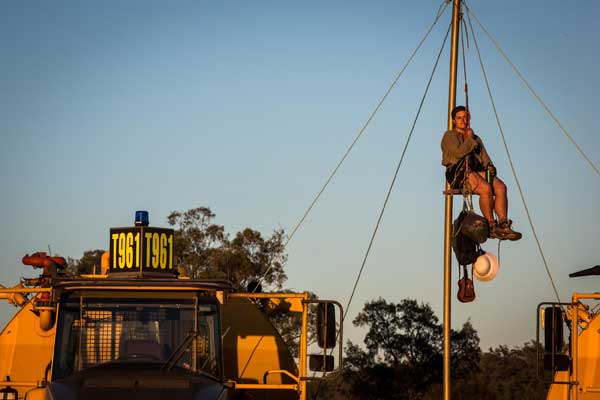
[441,129,492,168]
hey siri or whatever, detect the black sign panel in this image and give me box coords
[109,227,174,274]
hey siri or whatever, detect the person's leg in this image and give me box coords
[492,176,507,222]
[467,172,494,224]
[476,172,508,222]
[475,173,521,241]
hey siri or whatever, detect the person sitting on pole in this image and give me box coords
[441,105,522,241]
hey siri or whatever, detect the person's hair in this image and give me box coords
[451,105,467,120]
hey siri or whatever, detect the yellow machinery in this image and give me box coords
[540,265,600,400]
[0,212,342,400]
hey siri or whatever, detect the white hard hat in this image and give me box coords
[473,252,499,282]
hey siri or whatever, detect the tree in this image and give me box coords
[66,249,105,276]
[315,297,549,400]
[167,207,287,291]
[448,341,549,400]
[353,298,479,388]
[168,207,306,353]
[326,298,480,400]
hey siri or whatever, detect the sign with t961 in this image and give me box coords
[109,227,174,274]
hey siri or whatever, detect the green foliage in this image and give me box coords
[314,298,547,400]
[354,298,480,379]
[66,249,105,276]
[168,207,306,353]
[447,341,550,400]
[345,298,479,398]
[167,207,287,290]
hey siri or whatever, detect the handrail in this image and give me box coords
[0,381,39,387]
[0,288,51,294]
[232,382,299,391]
[228,293,306,299]
[262,369,300,384]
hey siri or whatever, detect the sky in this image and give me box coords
[1,0,599,352]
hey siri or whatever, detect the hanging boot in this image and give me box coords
[491,219,522,241]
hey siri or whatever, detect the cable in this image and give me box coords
[253,0,452,293]
[465,5,562,303]
[460,15,469,110]
[497,239,501,269]
[284,0,451,249]
[312,22,452,400]
[465,4,600,179]
[343,22,451,324]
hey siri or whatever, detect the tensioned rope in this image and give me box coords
[253,0,451,292]
[313,22,453,400]
[465,5,600,179]
[464,4,561,303]
[283,0,450,249]
[342,21,452,324]
[460,16,470,110]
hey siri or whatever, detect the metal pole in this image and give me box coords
[298,292,309,400]
[444,1,461,399]
[571,294,579,400]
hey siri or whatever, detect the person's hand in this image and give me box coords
[464,128,474,138]
[488,164,496,176]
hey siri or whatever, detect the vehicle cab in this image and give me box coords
[47,280,226,399]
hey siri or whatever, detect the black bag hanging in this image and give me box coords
[452,213,483,266]
[460,211,489,244]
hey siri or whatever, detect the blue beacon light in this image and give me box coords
[135,210,149,226]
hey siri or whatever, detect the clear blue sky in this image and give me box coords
[1,0,599,351]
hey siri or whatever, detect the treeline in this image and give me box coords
[311,298,549,400]
[67,206,550,399]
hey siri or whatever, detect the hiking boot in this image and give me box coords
[493,220,522,241]
[489,224,501,240]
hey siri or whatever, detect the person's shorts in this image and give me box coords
[446,161,485,189]
[446,163,466,189]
